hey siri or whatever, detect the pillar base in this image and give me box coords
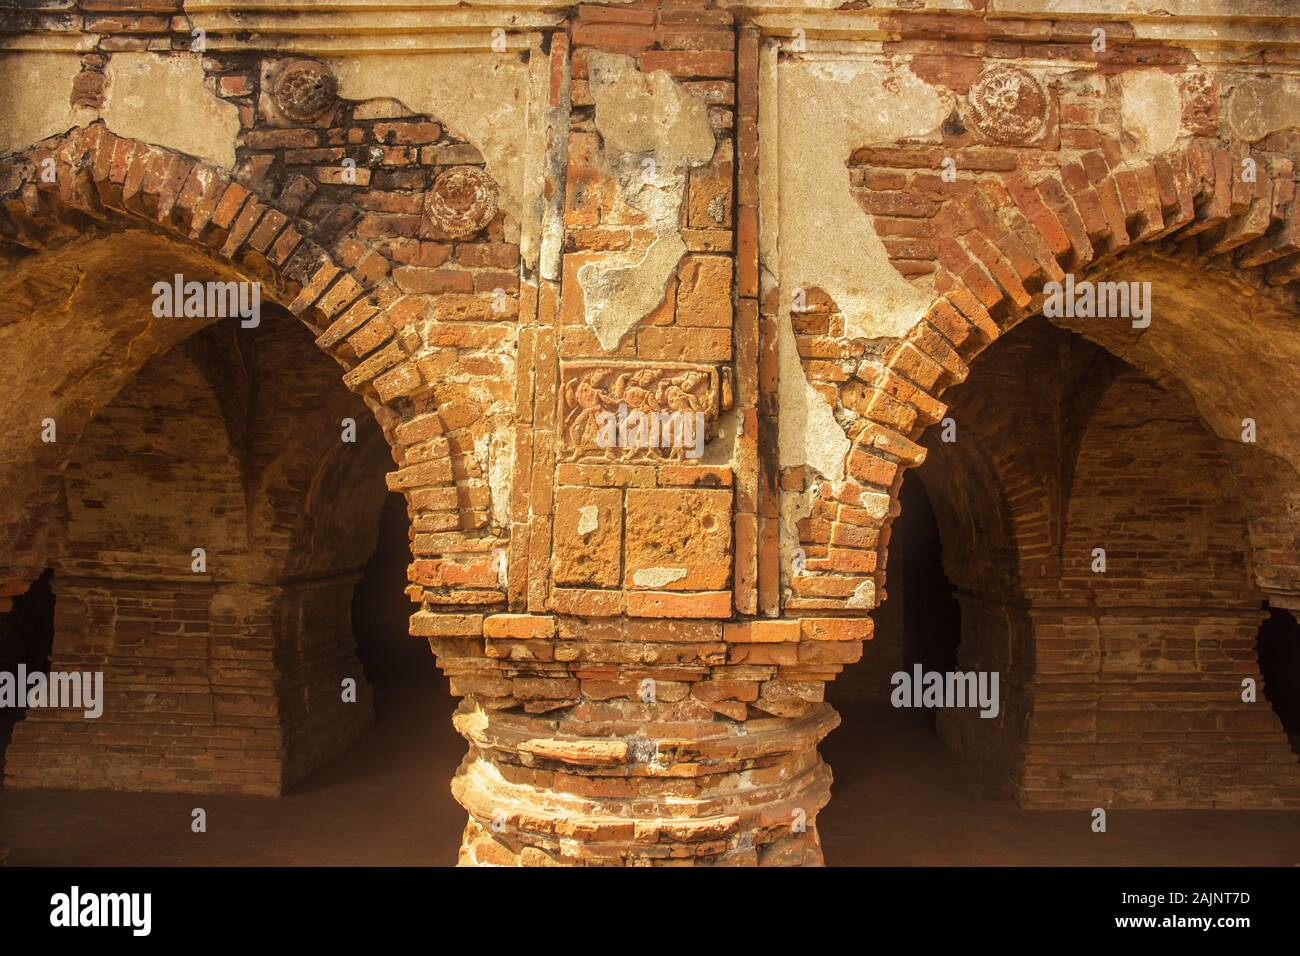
[449,700,839,866]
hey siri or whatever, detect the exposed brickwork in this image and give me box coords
[1,0,1299,864]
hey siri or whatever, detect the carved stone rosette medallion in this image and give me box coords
[423,165,499,238]
[272,59,338,124]
[967,65,1048,144]
[560,362,720,462]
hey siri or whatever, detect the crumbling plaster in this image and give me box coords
[1227,76,1300,143]
[100,53,241,168]
[0,51,240,167]
[1119,70,1182,158]
[577,52,716,351]
[762,54,951,481]
[328,52,535,244]
[0,53,86,156]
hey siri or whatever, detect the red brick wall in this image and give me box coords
[3,0,1300,863]
[6,347,287,793]
[1026,370,1297,808]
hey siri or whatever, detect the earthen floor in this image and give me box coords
[2,689,1296,867]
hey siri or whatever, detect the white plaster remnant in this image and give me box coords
[778,482,818,592]
[101,53,241,168]
[852,486,894,522]
[847,579,877,609]
[768,60,951,478]
[633,567,688,588]
[328,53,532,233]
[576,504,600,537]
[1227,76,1300,143]
[577,52,716,352]
[588,52,714,161]
[352,98,413,121]
[776,293,849,481]
[775,60,951,344]
[487,428,514,530]
[0,53,85,156]
[580,233,687,350]
[1120,70,1181,157]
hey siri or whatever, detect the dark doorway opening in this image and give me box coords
[1257,603,1300,757]
[0,570,55,780]
[899,475,963,732]
[350,493,440,717]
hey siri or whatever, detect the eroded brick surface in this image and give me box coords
[1,0,1300,867]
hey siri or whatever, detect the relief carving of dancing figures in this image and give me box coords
[560,363,720,462]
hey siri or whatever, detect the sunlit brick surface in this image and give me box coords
[2,0,1299,866]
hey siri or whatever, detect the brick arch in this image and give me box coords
[1036,252,1300,608]
[808,137,1300,808]
[3,340,272,793]
[0,123,485,611]
[821,135,1300,620]
[283,415,394,579]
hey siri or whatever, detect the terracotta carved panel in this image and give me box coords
[559,362,720,462]
[966,65,1048,144]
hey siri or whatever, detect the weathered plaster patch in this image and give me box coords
[576,504,599,537]
[588,52,714,162]
[327,53,532,231]
[579,233,687,350]
[840,481,891,521]
[532,41,568,279]
[577,52,715,351]
[847,579,876,609]
[352,98,413,121]
[632,566,688,588]
[486,428,514,530]
[775,59,951,344]
[1120,70,1181,157]
[0,53,85,155]
[767,59,950,477]
[776,291,849,481]
[778,481,817,593]
[1227,76,1300,143]
[101,53,240,168]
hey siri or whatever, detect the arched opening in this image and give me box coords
[1257,605,1300,758]
[0,570,54,778]
[826,472,962,717]
[352,493,433,702]
[823,293,1300,862]
[0,125,500,864]
[0,299,401,795]
[0,214,478,861]
[899,475,962,730]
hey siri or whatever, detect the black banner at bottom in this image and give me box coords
[0,866,1293,941]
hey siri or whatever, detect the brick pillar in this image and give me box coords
[414,3,870,866]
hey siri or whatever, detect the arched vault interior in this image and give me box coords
[842,258,1300,807]
[1,230,398,794]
